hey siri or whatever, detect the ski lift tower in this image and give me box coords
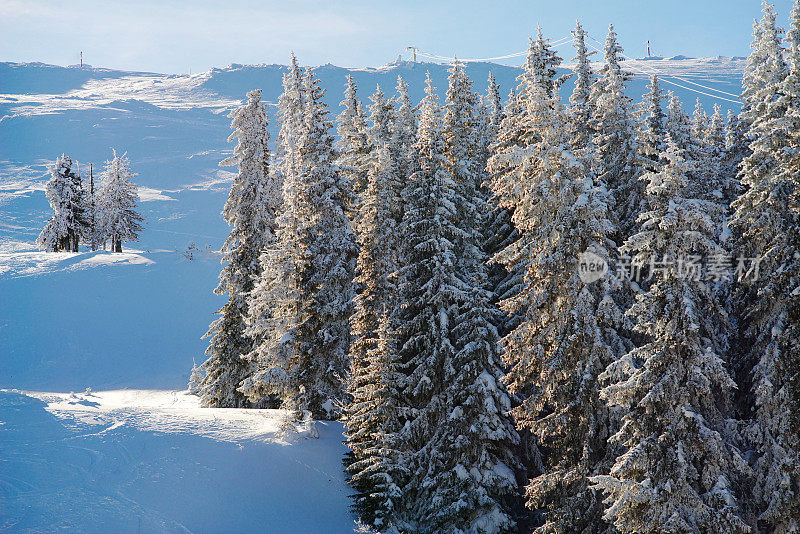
[406,46,418,62]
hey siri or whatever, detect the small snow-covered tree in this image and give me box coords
[85,164,99,251]
[199,88,279,408]
[594,140,749,534]
[38,154,88,252]
[96,151,143,253]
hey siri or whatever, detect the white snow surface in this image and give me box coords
[0,389,354,533]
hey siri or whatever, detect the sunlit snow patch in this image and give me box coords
[18,389,317,443]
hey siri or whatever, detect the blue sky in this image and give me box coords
[0,0,795,73]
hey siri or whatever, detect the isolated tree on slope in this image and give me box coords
[729,2,800,529]
[38,154,88,252]
[243,70,357,419]
[491,82,628,534]
[594,140,749,534]
[96,151,142,253]
[199,89,278,408]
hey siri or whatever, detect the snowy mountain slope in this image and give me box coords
[0,389,354,533]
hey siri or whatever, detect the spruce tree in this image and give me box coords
[389,75,417,227]
[86,164,99,251]
[199,89,278,408]
[591,25,642,239]
[594,140,749,534]
[567,20,597,153]
[38,154,88,253]
[240,55,306,410]
[96,151,143,253]
[491,81,628,534]
[392,72,520,533]
[729,2,800,529]
[637,74,666,173]
[393,73,465,528]
[335,75,372,206]
[243,69,357,419]
[344,144,402,527]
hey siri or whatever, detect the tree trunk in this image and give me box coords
[114,238,122,253]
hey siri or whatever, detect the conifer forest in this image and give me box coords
[4,1,799,533]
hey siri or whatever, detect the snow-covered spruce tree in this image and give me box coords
[38,154,88,252]
[590,25,642,240]
[239,56,306,411]
[487,27,567,336]
[664,92,718,210]
[275,53,306,183]
[728,3,800,530]
[636,74,666,173]
[491,80,628,534]
[344,145,402,529]
[243,70,357,419]
[723,109,746,201]
[335,75,372,207]
[392,73,520,533]
[705,104,737,206]
[567,20,597,154]
[593,139,749,534]
[85,164,99,251]
[741,2,787,134]
[483,72,503,149]
[435,61,523,532]
[524,26,568,100]
[366,85,402,222]
[692,97,709,141]
[96,151,143,253]
[199,89,278,408]
[347,311,404,531]
[389,75,416,227]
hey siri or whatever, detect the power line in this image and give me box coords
[586,34,742,100]
[412,35,573,64]
[406,34,742,105]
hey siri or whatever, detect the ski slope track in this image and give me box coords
[0,57,745,532]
